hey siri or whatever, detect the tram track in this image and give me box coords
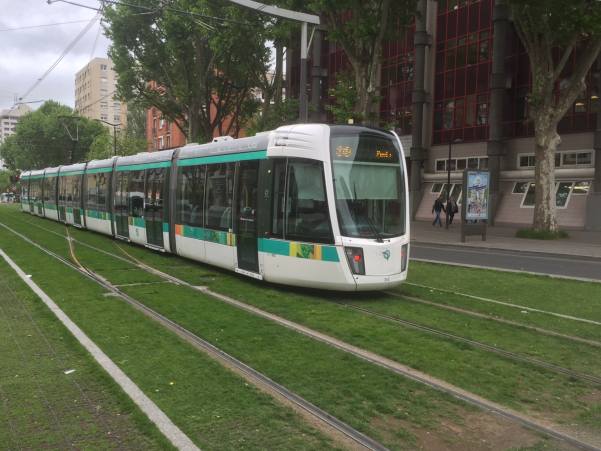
[384,290,601,349]
[3,215,601,451]
[1,219,388,451]
[15,214,601,349]
[330,300,601,386]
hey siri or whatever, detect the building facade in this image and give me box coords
[324,0,601,230]
[146,106,187,151]
[0,103,31,170]
[74,57,127,132]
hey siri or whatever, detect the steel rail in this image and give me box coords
[4,215,601,451]
[0,220,387,451]
[16,217,601,350]
[332,301,601,386]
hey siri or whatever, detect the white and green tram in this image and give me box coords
[20,124,410,291]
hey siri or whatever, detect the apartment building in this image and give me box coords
[74,57,127,132]
[0,103,31,170]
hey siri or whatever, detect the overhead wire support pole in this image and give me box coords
[223,0,320,123]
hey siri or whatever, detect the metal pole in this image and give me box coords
[113,126,117,156]
[299,21,308,122]
[446,140,451,229]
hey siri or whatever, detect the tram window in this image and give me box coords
[177,165,206,227]
[128,170,145,217]
[205,163,234,230]
[42,177,52,203]
[97,172,109,211]
[271,160,286,238]
[86,174,98,211]
[72,176,81,205]
[285,160,332,243]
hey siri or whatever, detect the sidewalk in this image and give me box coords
[410,220,601,259]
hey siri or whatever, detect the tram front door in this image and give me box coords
[144,168,165,248]
[236,161,259,273]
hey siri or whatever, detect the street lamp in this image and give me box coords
[446,137,463,229]
[95,119,120,156]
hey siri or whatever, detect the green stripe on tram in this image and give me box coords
[44,203,57,211]
[176,224,236,246]
[86,167,113,174]
[86,209,112,220]
[177,150,267,167]
[258,238,340,262]
[59,170,85,176]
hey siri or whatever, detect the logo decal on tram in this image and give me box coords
[382,249,391,260]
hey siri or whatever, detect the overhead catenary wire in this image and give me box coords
[19,13,101,102]
[0,19,91,32]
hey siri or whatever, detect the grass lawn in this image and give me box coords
[0,259,173,450]
[1,205,596,448]
[0,210,338,450]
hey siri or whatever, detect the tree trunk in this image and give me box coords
[532,116,561,232]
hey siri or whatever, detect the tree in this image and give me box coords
[86,133,145,160]
[507,0,601,232]
[103,0,270,143]
[0,101,108,171]
[310,0,417,124]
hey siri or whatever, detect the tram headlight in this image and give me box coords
[344,247,365,275]
[401,244,408,272]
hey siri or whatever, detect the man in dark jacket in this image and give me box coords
[432,195,446,227]
[446,196,458,225]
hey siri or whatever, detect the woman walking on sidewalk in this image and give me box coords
[432,195,446,227]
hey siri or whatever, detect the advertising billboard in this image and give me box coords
[465,171,489,220]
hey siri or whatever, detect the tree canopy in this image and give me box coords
[0,101,108,171]
[103,0,271,143]
[507,0,601,231]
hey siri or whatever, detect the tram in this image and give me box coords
[19,124,410,291]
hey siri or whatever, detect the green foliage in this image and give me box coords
[0,101,108,171]
[326,71,362,124]
[246,98,299,135]
[103,0,270,143]
[515,228,569,240]
[86,132,146,160]
[0,171,13,192]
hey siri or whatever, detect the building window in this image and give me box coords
[572,181,591,194]
[516,180,588,208]
[518,151,593,169]
[435,156,488,172]
[158,136,164,149]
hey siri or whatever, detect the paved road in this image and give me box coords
[410,242,601,282]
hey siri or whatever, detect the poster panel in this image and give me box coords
[465,171,489,220]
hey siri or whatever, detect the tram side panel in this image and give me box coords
[256,158,355,291]
[42,175,59,222]
[174,163,207,264]
[84,170,113,236]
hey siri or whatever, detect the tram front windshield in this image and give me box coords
[331,131,405,239]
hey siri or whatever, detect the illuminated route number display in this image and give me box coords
[332,133,400,164]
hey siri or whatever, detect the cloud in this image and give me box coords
[0,0,111,110]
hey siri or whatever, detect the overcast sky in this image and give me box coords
[0,0,111,111]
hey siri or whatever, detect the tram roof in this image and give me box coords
[45,166,61,176]
[87,156,117,170]
[59,162,87,176]
[115,148,174,169]
[178,134,270,161]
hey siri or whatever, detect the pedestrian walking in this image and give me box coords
[432,195,446,227]
[446,196,458,225]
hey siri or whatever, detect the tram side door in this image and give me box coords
[236,161,259,273]
[144,168,164,248]
[114,172,129,238]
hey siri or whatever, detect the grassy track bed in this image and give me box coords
[0,207,562,449]
[64,221,601,434]
[16,212,600,439]
[396,262,601,342]
[0,260,172,450]
[0,220,338,450]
